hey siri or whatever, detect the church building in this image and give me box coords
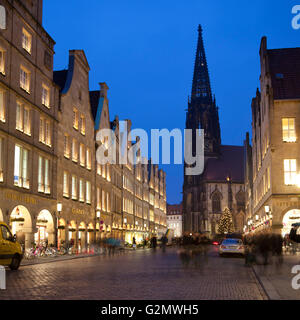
[182,25,246,237]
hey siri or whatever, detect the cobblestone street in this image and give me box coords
[0,246,267,300]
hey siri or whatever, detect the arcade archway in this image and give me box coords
[87,223,94,245]
[78,222,86,252]
[0,208,3,222]
[10,205,32,249]
[68,221,77,248]
[35,210,55,246]
[57,218,66,249]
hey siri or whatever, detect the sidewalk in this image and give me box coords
[252,253,300,300]
[21,252,102,266]
[20,246,149,267]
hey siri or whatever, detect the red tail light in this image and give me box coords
[213,241,219,245]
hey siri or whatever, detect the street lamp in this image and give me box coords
[56,203,62,248]
[96,210,101,219]
[57,203,62,213]
[264,205,270,214]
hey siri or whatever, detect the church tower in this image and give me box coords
[186,25,221,158]
[183,25,222,233]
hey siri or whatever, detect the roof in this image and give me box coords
[53,70,68,90]
[89,90,100,121]
[167,203,182,215]
[202,145,244,183]
[268,47,300,100]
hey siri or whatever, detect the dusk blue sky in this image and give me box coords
[44,0,299,204]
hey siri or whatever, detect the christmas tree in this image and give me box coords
[217,207,235,234]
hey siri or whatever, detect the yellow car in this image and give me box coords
[0,221,23,270]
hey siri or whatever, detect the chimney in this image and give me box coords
[100,82,109,99]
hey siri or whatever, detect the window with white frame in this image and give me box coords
[97,187,101,209]
[20,66,30,93]
[80,115,85,135]
[73,108,79,130]
[22,28,32,54]
[72,139,78,162]
[86,148,91,170]
[86,181,91,204]
[0,49,5,75]
[38,156,50,194]
[71,175,77,200]
[16,102,31,135]
[79,179,84,202]
[102,190,106,211]
[0,137,3,182]
[79,143,85,167]
[282,118,296,142]
[63,171,69,198]
[0,89,5,122]
[42,84,50,108]
[39,117,51,146]
[284,159,297,185]
[45,120,51,146]
[14,145,29,189]
[106,192,110,211]
[64,134,70,158]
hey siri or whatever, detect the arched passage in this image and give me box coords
[78,222,86,252]
[68,221,77,249]
[35,209,55,246]
[10,205,32,249]
[57,218,66,249]
[0,208,3,222]
[87,223,94,245]
[282,209,300,237]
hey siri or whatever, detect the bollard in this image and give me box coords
[0,266,5,290]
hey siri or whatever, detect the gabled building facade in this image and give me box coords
[54,50,96,250]
[0,0,59,249]
[245,37,300,236]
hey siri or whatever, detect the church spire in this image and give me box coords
[191,25,212,103]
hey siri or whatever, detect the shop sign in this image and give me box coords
[4,192,37,205]
[71,208,85,215]
[279,201,300,208]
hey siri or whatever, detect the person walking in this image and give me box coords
[132,237,136,250]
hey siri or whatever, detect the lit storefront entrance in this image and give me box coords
[34,209,55,246]
[10,205,32,250]
[78,222,86,252]
[68,221,77,250]
[282,209,300,237]
[57,218,66,249]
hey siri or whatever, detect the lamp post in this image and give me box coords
[95,210,100,244]
[56,203,62,248]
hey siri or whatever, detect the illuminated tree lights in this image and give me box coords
[218,207,235,234]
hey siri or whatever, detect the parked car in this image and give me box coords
[0,221,23,270]
[219,238,245,257]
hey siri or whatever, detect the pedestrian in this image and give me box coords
[132,237,136,250]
